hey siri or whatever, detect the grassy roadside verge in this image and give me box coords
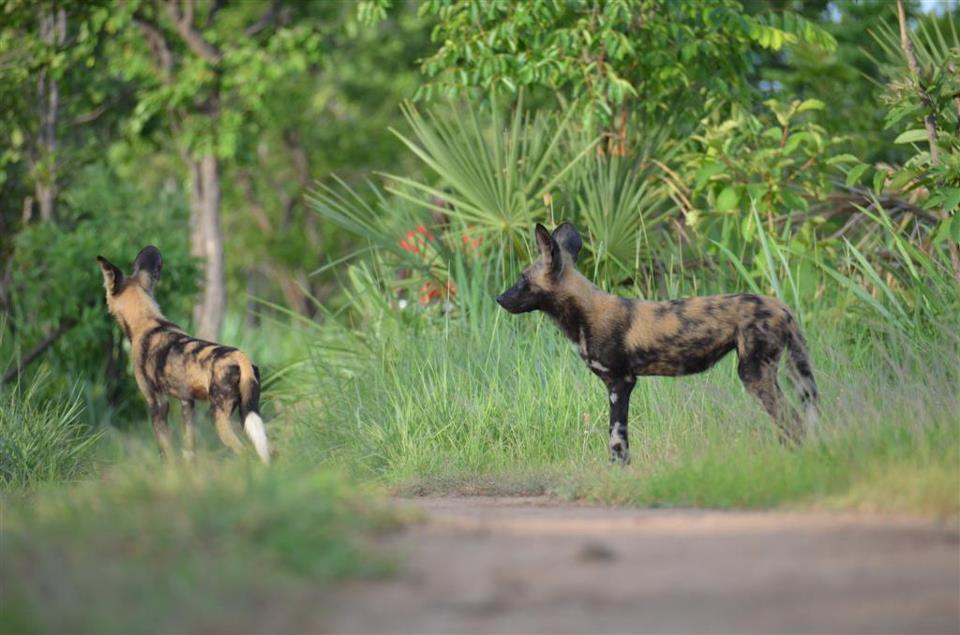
[296,305,960,518]
[0,453,399,635]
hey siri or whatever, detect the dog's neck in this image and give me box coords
[542,270,612,346]
[111,293,169,341]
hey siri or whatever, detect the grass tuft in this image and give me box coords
[0,374,101,488]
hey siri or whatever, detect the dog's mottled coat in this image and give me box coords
[97,246,270,463]
[497,223,819,463]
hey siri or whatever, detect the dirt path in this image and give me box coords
[319,497,959,634]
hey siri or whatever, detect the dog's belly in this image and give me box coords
[629,341,736,377]
[167,382,208,402]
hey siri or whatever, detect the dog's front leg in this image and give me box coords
[148,397,173,458]
[606,378,635,465]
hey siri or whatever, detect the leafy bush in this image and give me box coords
[834,13,959,251]
[417,0,836,136]
[3,163,198,425]
[312,98,680,299]
[681,98,838,241]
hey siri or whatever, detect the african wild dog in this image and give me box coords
[496,223,819,464]
[97,246,271,464]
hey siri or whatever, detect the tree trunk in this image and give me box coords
[189,153,225,340]
[34,7,66,223]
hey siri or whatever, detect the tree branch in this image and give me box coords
[896,0,939,165]
[1,317,78,385]
[237,170,274,233]
[165,0,222,65]
[246,0,280,37]
[71,102,109,125]
[134,14,175,83]
[206,0,226,25]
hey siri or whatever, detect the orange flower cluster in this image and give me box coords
[399,225,435,254]
[461,234,481,252]
[397,225,482,306]
[419,279,456,305]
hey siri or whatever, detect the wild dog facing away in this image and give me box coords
[97,246,271,464]
[497,223,819,464]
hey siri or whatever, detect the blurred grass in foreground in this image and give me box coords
[0,455,399,635]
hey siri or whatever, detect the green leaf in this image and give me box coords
[762,126,783,141]
[890,168,917,191]
[932,215,956,244]
[797,98,825,112]
[694,161,725,187]
[845,163,869,187]
[893,129,929,144]
[716,186,740,213]
[782,189,808,211]
[872,170,887,195]
[941,187,960,212]
[827,153,859,166]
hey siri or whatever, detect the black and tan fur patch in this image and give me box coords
[497,223,819,464]
[97,246,269,463]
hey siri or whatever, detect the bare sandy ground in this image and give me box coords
[318,496,960,635]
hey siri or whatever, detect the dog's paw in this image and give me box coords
[608,445,630,466]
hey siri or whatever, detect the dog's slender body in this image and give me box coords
[97,247,271,464]
[497,223,819,464]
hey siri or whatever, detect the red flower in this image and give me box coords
[418,279,457,305]
[461,233,481,253]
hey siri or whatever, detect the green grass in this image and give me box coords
[2,241,956,635]
[0,375,101,487]
[295,297,960,517]
[0,453,399,634]
[0,307,406,635]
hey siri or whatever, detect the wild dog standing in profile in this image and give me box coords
[496,223,819,464]
[97,246,271,464]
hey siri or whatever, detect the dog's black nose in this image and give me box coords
[495,294,506,307]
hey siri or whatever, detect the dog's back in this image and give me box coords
[98,246,270,464]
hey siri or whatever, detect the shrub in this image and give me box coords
[0,374,100,488]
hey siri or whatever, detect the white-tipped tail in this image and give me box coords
[243,412,271,465]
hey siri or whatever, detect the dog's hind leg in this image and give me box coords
[785,324,820,436]
[741,372,802,445]
[737,330,802,445]
[210,364,245,454]
[181,399,196,460]
[213,404,245,454]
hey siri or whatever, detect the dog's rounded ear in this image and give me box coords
[534,223,563,277]
[534,223,552,255]
[96,256,124,296]
[131,246,163,292]
[552,223,582,263]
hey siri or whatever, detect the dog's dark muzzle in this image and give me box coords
[495,287,532,314]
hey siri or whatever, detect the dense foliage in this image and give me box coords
[0,0,957,471]
[2,4,958,632]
